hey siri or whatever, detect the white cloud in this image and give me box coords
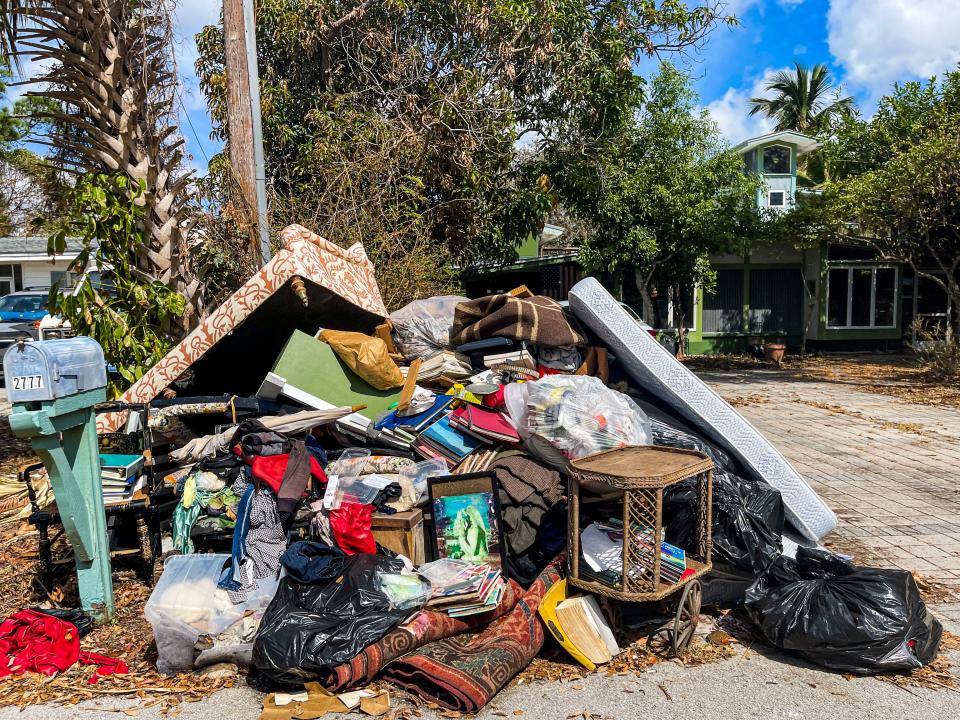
[828,0,960,95]
[776,0,806,8]
[705,67,786,145]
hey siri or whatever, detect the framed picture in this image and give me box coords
[428,472,505,574]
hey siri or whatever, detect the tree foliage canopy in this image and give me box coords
[195,0,730,305]
[548,63,760,319]
[748,62,853,136]
[784,68,960,333]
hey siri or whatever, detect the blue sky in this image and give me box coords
[16,1,960,173]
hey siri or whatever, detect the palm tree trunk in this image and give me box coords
[15,0,205,337]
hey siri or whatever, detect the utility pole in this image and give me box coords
[223,0,271,267]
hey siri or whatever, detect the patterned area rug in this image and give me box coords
[382,555,564,713]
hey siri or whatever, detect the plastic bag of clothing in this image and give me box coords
[145,554,280,674]
[745,547,943,674]
[508,376,651,459]
[664,470,784,607]
[319,329,404,390]
[251,542,408,685]
[389,295,467,361]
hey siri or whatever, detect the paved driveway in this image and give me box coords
[702,368,960,628]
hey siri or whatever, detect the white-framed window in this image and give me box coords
[762,145,791,174]
[768,190,786,208]
[826,264,898,329]
[0,264,21,296]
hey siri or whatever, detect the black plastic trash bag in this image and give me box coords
[745,547,943,674]
[662,469,784,607]
[251,542,409,685]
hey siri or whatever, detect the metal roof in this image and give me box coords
[733,130,820,156]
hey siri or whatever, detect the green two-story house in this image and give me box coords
[684,130,923,354]
[464,129,951,353]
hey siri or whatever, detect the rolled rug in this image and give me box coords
[381,554,564,713]
[320,580,521,691]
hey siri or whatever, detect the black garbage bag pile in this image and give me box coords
[746,547,943,674]
[251,541,409,686]
[654,417,786,607]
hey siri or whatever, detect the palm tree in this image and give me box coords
[749,62,854,135]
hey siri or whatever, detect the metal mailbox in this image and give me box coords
[3,337,107,403]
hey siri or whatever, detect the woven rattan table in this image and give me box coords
[567,445,714,656]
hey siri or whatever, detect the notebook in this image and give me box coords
[448,405,520,444]
[99,453,145,481]
[419,415,484,462]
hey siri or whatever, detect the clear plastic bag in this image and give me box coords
[389,295,467,361]
[325,449,370,509]
[145,554,280,674]
[377,572,432,610]
[399,457,449,504]
[511,376,652,459]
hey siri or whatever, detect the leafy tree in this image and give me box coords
[195,0,731,304]
[749,62,853,135]
[0,60,67,234]
[550,63,761,322]
[46,174,186,396]
[15,1,205,335]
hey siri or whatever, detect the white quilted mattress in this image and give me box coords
[569,277,836,543]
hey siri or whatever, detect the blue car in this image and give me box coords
[0,291,50,323]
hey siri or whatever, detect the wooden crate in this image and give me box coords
[371,508,425,564]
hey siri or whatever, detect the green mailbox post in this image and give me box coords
[4,337,113,620]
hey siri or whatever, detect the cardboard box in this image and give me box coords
[371,509,425,565]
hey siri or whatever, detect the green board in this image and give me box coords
[272,330,401,420]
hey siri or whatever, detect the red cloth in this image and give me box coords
[329,502,376,554]
[0,609,128,683]
[250,453,326,495]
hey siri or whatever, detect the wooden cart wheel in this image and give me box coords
[671,580,702,657]
[644,580,702,658]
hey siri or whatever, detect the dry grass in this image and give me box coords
[0,535,229,710]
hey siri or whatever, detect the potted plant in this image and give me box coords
[763,341,786,366]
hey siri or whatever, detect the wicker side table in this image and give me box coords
[567,446,714,656]
[568,445,714,601]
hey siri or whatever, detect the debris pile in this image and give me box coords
[0,228,950,712]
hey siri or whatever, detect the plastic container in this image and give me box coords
[145,554,279,674]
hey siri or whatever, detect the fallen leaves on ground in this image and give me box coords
[0,535,229,709]
[723,394,770,408]
[912,573,958,604]
[876,655,959,693]
[941,631,960,652]
[685,354,960,409]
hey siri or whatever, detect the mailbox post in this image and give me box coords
[4,337,113,620]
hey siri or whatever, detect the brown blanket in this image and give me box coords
[381,555,564,713]
[451,295,586,348]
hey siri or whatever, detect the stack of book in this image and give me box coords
[420,559,505,617]
[580,520,689,587]
[539,580,620,669]
[483,347,535,370]
[414,415,484,467]
[100,453,146,506]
